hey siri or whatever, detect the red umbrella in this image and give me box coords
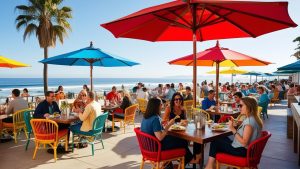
[168,41,272,103]
[101,0,297,107]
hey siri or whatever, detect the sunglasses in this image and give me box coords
[174,98,182,101]
[81,94,87,96]
[238,104,243,108]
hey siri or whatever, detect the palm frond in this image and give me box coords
[16,20,27,31]
[293,37,300,43]
[23,23,38,42]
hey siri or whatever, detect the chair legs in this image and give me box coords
[25,133,31,151]
[139,159,144,169]
[32,142,39,160]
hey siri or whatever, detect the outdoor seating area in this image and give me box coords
[1,0,300,168]
[0,101,299,169]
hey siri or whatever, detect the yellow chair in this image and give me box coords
[257,106,263,116]
[30,119,68,161]
[137,98,148,114]
[2,108,31,143]
[113,104,139,134]
[184,100,193,121]
[200,109,211,121]
[270,91,280,106]
[192,108,211,121]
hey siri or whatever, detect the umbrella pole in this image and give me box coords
[90,64,93,91]
[192,4,197,108]
[231,74,233,84]
[250,75,252,84]
[256,75,257,82]
[216,61,220,105]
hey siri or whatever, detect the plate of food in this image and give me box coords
[206,119,214,124]
[211,124,228,132]
[170,124,186,131]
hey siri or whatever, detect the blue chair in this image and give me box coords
[24,109,34,150]
[71,112,108,156]
[259,100,269,120]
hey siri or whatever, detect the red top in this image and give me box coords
[106,91,121,102]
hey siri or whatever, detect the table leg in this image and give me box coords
[192,142,203,169]
[294,119,298,153]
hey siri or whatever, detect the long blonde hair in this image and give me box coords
[241,97,263,129]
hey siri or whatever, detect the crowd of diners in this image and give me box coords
[0,78,297,168]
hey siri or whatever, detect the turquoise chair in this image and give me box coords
[259,100,269,120]
[71,112,108,156]
[24,109,34,150]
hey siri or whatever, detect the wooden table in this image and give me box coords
[291,103,300,165]
[48,114,79,124]
[219,101,235,105]
[206,109,240,117]
[168,123,232,168]
[102,105,120,132]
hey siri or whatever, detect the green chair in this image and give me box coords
[259,100,269,120]
[24,109,34,150]
[71,112,108,156]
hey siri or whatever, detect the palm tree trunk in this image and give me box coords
[43,47,48,94]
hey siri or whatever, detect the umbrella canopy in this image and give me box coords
[207,67,248,83]
[101,0,297,107]
[242,71,264,83]
[0,56,30,68]
[168,41,271,103]
[207,67,248,75]
[40,42,139,91]
[277,60,300,71]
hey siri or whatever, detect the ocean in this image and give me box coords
[0,75,262,103]
[0,77,194,99]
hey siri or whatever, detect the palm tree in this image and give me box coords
[293,36,300,60]
[15,0,72,93]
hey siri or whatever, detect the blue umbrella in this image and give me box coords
[277,60,300,71]
[40,42,139,91]
[242,71,263,83]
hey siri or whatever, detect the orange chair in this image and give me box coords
[2,109,31,143]
[137,98,148,114]
[30,119,68,161]
[216,131,271,169]
[134,127,185,169]
[270,90,280,106]
[113,104,138,133]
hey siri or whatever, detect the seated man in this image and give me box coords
[202,90,218,122]
[233,92,243,109]
[3,89,29,123]
[71,91,102,132]
[183,86,193,101]
[33,91,61,118]
[201,90,216,110]
[106,86,121,105]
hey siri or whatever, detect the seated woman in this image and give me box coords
[141,98,198,167]
[21,88,30,97]
[163,92,186,123]
[257,86,270,106]
[72,90,87,113]
[287,83,297,95]
[55,85,65,101]
[205,97,263,169]
[108,91,132,121]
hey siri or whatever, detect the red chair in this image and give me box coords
[218,115,232,123]
[134,127,185,169]
[216,131,271,169]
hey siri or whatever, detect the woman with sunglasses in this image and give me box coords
[72,90,87,113]
[163,92,186,123]
[141,98,198,168]
[205,97,263,169]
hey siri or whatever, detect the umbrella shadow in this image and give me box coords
[97,161,141,169]
[111,136,140,158]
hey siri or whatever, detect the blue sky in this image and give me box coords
[0,0,299,78]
